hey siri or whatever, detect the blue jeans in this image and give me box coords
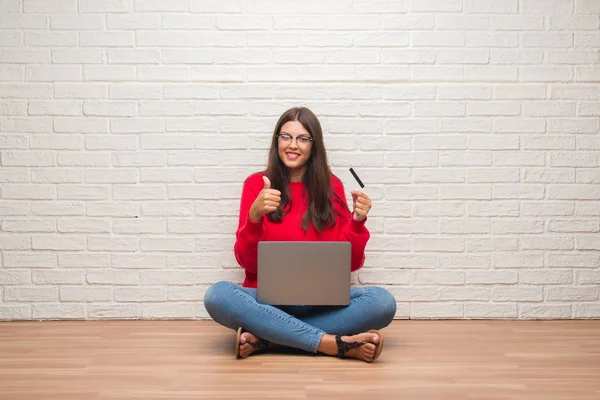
[203,281,397,353]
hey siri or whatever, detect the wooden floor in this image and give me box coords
[0,320,599,400]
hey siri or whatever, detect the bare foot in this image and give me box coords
[317,331,380,362]
[238,332,269,359]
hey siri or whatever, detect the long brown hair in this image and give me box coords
[265,107,347,232]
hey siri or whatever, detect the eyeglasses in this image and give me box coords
[277,133,313,145]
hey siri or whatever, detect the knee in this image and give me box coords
[367,286,397,326]
[203,281,231,316]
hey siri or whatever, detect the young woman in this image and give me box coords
[203,107,396,362]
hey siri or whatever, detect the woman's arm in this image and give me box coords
[233,174,264,274]
[331,177,370,272]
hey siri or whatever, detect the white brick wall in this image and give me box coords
[1,0,599,321]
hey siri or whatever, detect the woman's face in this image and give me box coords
[277,120,313,180]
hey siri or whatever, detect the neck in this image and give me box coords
[289,168,305,182]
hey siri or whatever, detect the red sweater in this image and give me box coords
[234,172,371,288]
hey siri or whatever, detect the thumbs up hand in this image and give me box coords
[351,190,372,222]
[249,176,282,223]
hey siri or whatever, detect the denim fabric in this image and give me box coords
[203,281,396,353]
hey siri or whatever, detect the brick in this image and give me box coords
[140,271,196,285]
[26,66,82,82]
[107,49,159,64]
[0,0,20,12]
[54,85,107,100]
[494,253,544,268]
[2,184,55,200]
[58,219,111,233]
[546,286,598,301]
[440,219,490,234]
[87,270,139,285]
[217,16,270,30]
[520,304,572,319]
[573,304,600,318]
[575,0,600,13]
[0,270,31,287]
[413,168,465,183]
[468,32,518,48]
[139,66,191,82]
[111,119,164,135]
[114,287,167,302]
[30,202,84,216]
[142,303,195,319]
[575,270,600,284]
[0,168,28,182]
[84,101,136,117]
[58,185,109,200]
[84,66,135,82]
[80,32,133,47]
[60,287,111,302]
[2,219,54,233]
[410,303,463,319]
[519,270,573,284]
[548,253,599,268]
[88,304,141,319]
[3,253,56,268]
[113,219,165,234]
[80,0,132,13]
[140,102,193,117]
[140,237,194,252]
[576,203,600,216]
[141,202,193,217]
[4,286,57,302]
[58,152,110,167]
[492,287,543,302]
[440,152,491,166]
[467,237,518,252]
[32,235,85,251]
[111,255,166,269]
[113,185,166,200]
[413,202,465,217]
[521,202,575,216]
[135,0,187,11]
[468,168,519,183]
[112,152,164,167]
[33,304,85,320]
[412,271,465,285]
[576,235,600,250]
[0,235,30,250]
[492,219,545,234]
[0,29,20,45]
[468,201,519,216]
[466,270,518,284]
[24,0,77,13]
[440,185,492,200]
[32,270,84,285]
[549,220,599,233]
[412,32,465,47]
[53,49,104,64]
[384,218,437,234]
[142,168,193,183]
[465,303,518,319]
[51,15,104,30]
[59,254,109,269]
[0,306,31,320]
[413,237,464,252]
[439,287,490,301]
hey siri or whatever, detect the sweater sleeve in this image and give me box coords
[331,177,370,272]
[233,174,264,274]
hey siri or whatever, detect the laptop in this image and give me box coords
[257,241,351,306]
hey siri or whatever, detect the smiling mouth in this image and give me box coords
[286,153,300,160]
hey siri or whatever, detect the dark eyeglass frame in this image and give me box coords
[276,133,314,144]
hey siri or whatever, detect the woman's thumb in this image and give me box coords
[262,175,271,189]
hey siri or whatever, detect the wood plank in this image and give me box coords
[0,320,599,399]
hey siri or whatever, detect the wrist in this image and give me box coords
[248,210,262,223]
